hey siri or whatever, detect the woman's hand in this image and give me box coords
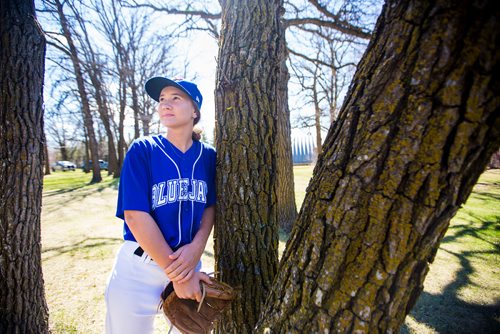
[172,272,212,302]
[164,242,204,283]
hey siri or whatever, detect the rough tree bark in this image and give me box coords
[214,0,286,331]
[256,0,499,332]
[0,0,49,332]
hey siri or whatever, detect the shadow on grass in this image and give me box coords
[402,218,500,334]
[43,183,89,197]
[42,178,120,214]
[473,191,500,202]
[443,220,500,251]
[42,237,122,261]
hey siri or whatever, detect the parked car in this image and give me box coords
[51,160,76,172]
[99,160,109,170]
[82,159,108,171]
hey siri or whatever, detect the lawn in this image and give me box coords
[41,168,499,333]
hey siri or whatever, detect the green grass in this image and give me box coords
[41,167,500,333]
[43,169,119,192]
[402,170,500,334]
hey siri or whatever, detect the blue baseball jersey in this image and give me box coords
[116,135,216,250]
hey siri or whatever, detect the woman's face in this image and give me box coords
[157,86,197,130]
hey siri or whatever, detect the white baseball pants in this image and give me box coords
[105,240,184,334]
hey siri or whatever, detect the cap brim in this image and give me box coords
[144,77,191,102]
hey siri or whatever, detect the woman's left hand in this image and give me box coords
[172,272,212,302]
[164,242,204,283]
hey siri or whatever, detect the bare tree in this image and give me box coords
[0,0,49,331]
[64,0,119,175]
[289,32,360,156]
[44,87,80,162]
[91,0,178,177]
[89,0,130,177]
[286,0,381,154]
[121,14,176,138]
[41,0,102,182]
[289,46,326,155]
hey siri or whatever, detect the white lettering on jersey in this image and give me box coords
[188,180,197,201]
[157,182,167,206]
[152,178,208,210]
[167,179,178,202]
[178,179,189,200]
[152,184,158,210]
[197,181,206,203]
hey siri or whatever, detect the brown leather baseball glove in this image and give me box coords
[160,276,235,334]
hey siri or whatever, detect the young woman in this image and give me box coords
[105,77,216,334]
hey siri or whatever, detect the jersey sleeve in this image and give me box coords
[205,146,216,207]
[116,140,151,219]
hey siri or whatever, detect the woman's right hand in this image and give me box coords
[172,272,212,302]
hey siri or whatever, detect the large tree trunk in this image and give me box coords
[257,0,499,332]
[0,0,49,332]
[54,0,101,183]
[214,0,286,331]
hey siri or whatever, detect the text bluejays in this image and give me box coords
[151,178,208,210]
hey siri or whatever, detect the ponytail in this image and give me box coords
[192,127,202,141]
[192,131,201,141]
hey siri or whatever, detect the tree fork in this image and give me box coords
[257,0,499,332]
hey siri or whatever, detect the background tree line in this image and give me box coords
[38,0,181,182]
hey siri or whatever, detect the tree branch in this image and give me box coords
[288,48,339,71]
[46,39,71,57]
[121,0,221,20]
[290,24,364,45]
[285,17,371,40]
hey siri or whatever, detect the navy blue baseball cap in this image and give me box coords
[145,77,203,110]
